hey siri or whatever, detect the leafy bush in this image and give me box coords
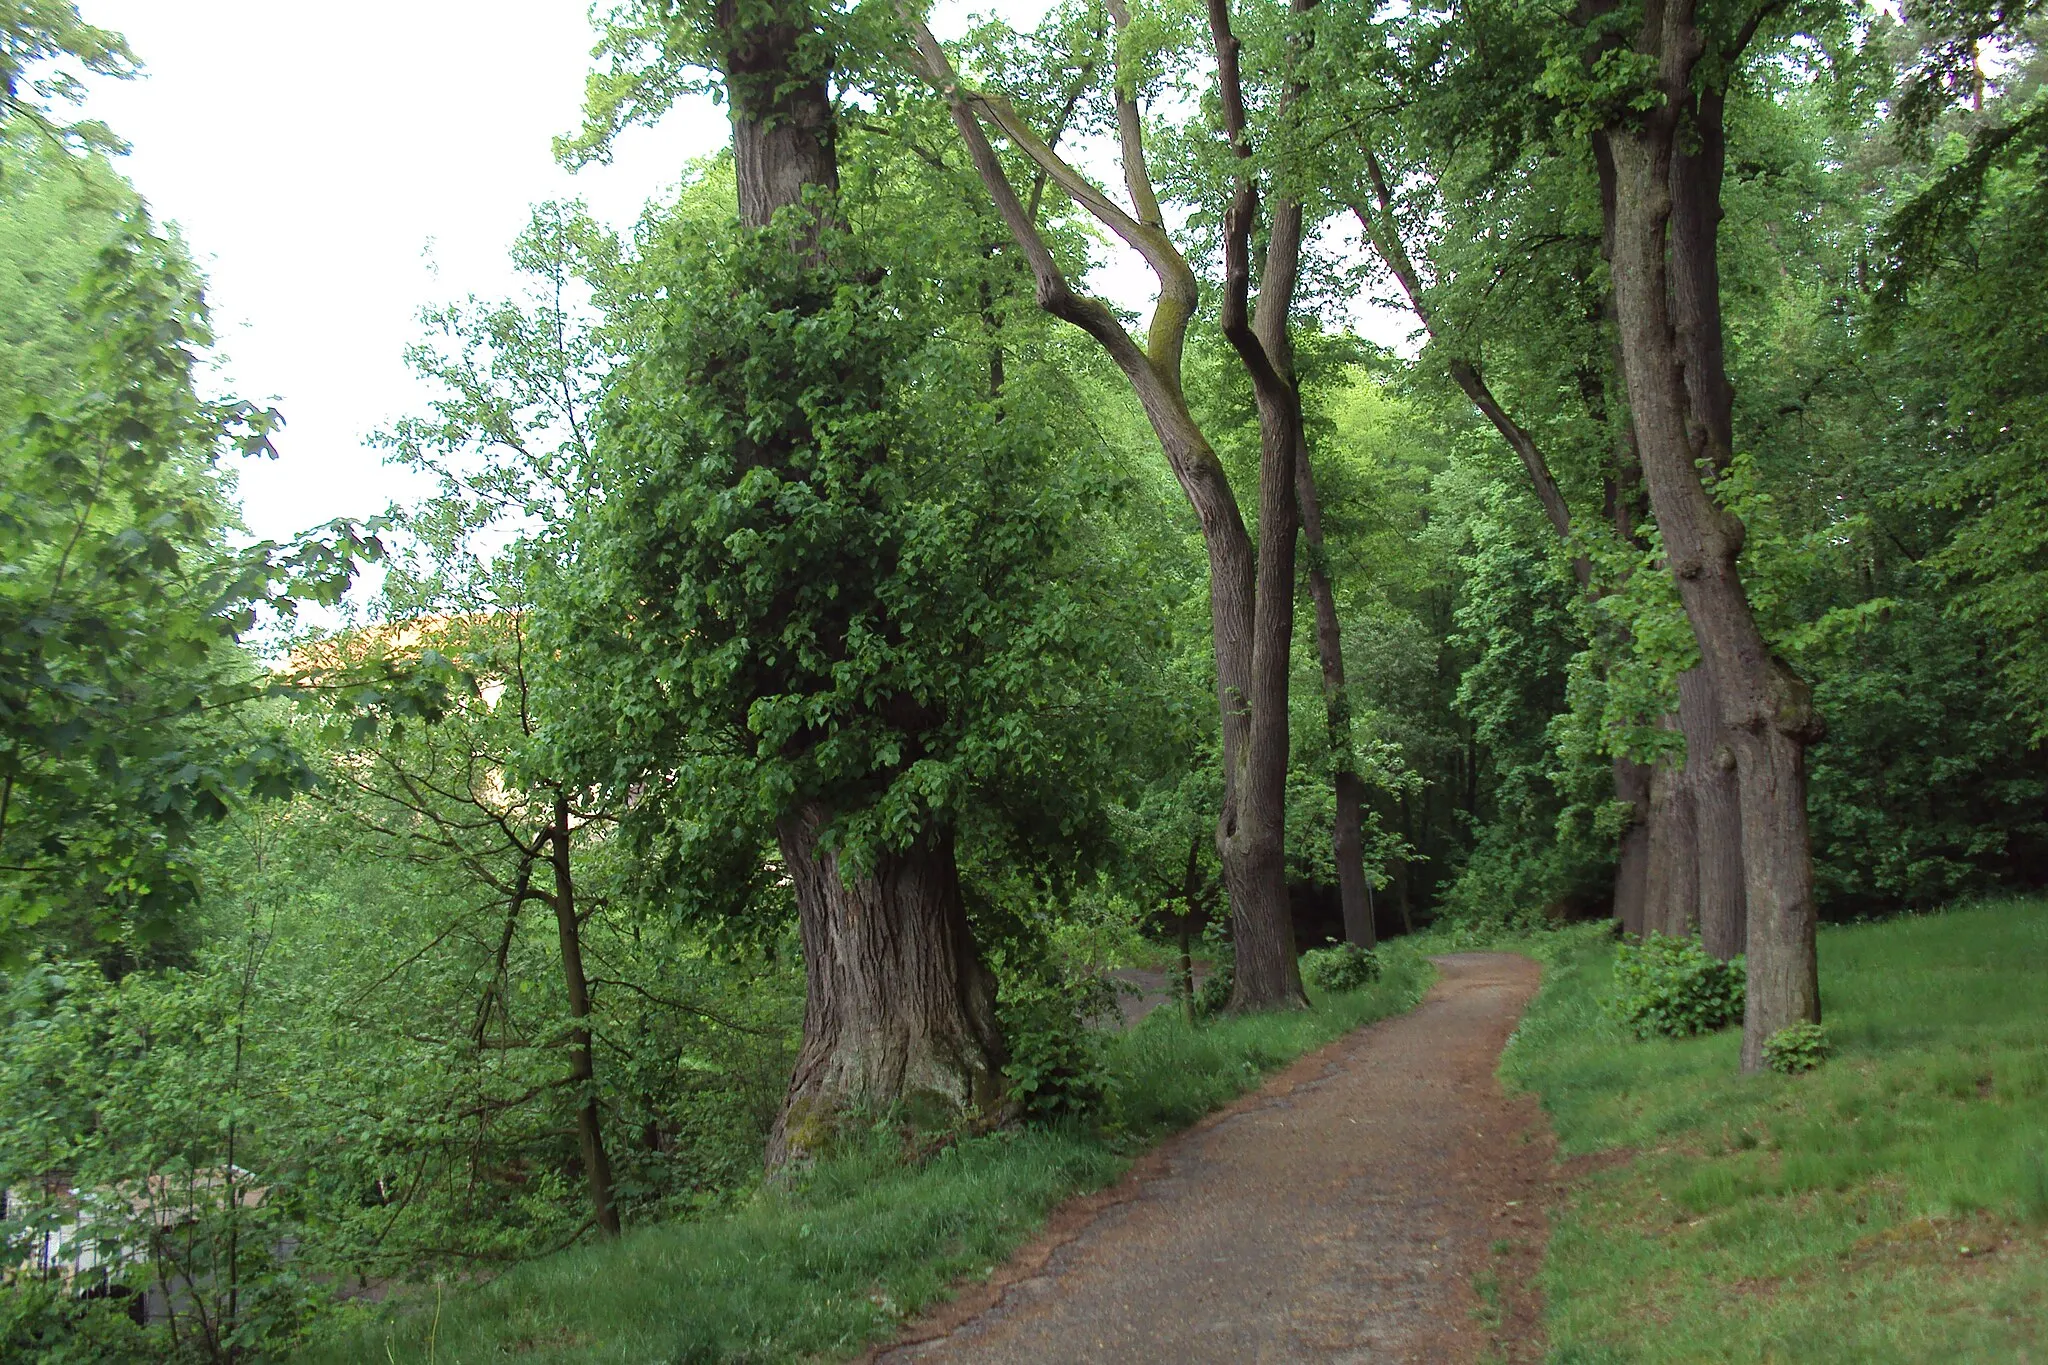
[1762,1021,1833,1073]
[997,970,1117,1119]
[1605,934,1745,1039]
[1300,944,1382,993]
[1193,960,1235,1020]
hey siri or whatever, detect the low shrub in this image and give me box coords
[1762,1020,1832,1073]
[1605,933,1745,1039]
[1300,944,1382,993]
[997,969,1118,1119]
[1193,960,1234,1019]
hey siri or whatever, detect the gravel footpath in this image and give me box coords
[869,953,1553,1364]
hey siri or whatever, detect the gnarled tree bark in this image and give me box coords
[766,809,1006,1167]
[719,1,1008,1166]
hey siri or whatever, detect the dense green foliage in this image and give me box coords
[1505,901,2048,1361]
[3,0,2046,1359]
[1604,933,1746,1039]
[1298,942,1382,993]
[305,959,1431,1365]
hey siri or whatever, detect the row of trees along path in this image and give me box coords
[610,0,1830,1169]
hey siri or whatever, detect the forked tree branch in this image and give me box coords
[897,7,1200,381]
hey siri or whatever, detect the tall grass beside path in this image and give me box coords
[304,950,1434,1364]
[1503,900,2048,1363]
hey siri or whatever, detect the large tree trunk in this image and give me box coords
[1611,756,1652,936]
[717,0,838,248]
[1666,90,1750,962]
[1212,1,1307,1010]
[1678,667,1746,959]
[902,8,1302,1010]
[722,2,1008,1162]
[767,808,1006,1167]
[1601,2,1822,1069]
[549,798,619,1237]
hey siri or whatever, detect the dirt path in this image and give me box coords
[873,953,1553,1364]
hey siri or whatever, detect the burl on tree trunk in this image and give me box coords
[766,807,1008,1170]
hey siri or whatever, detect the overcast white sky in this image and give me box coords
[77,1,1392,548]
[84,1,725,543]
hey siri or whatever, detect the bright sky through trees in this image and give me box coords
[81,0,717,543]
[77,0,1402,549]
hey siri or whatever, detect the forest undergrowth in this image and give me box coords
[303,956,1433,1365]
[1503,901,2048,1362]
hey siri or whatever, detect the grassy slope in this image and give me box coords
[1502,900,2048,1363]
[305,953,1433,1365]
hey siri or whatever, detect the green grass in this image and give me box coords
[1501,898,2048,1363]
[304,951,1433,1364]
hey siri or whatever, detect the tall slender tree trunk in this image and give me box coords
[549,798,619,1237]
[902,8,1303,1009]
[1209,0,1309,1009]
[1298,442,1376,949]
[1601,0,1822,1069]
[766,808,1007,1167]
[722,1,1009,1163]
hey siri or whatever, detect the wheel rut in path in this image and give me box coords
[871,953,1552,1364]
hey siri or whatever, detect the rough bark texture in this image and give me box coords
[1678,666,1746,959]
[1212,0,1309,1007]
[548,799,619,1237]
[1600,0,1822,1069]
[767,808,1007,1168]
[1610,756,1653,937]
[718,0,838,249]
[723,3,1008,1164]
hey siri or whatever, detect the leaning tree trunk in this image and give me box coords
[766,808,1007,1167]
[1602,2,1822,1070]
[720,0,1008,1164]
